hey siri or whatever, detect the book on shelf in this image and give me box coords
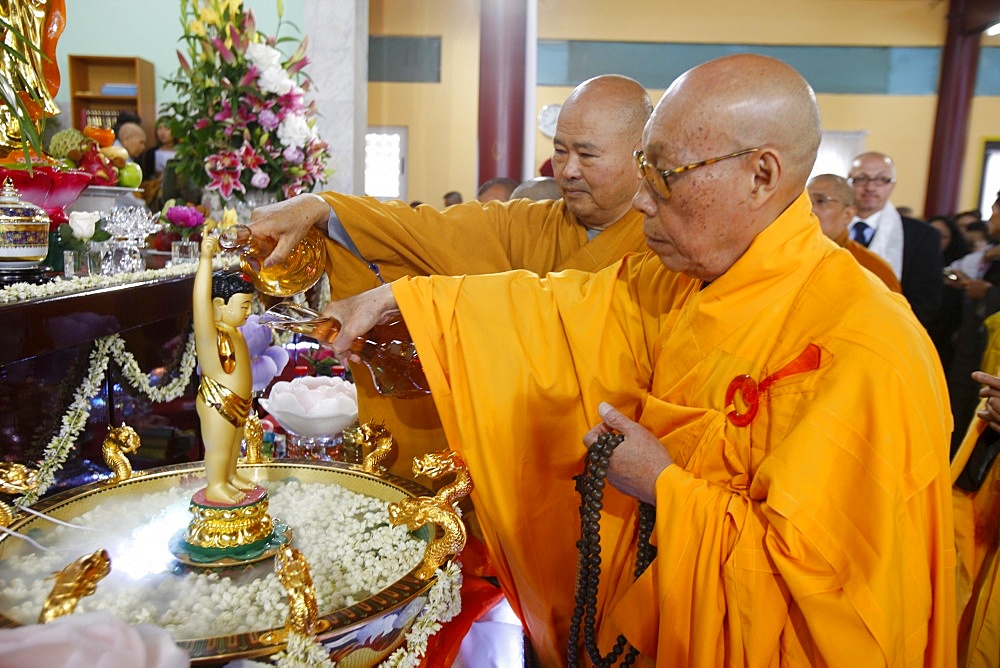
[100,83,138,96]
[79,108,131,130]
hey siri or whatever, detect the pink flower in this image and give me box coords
[239,141,266,170]
[250,170,271,189]
[205,151,245,199]
[164,205,205,241]
[258,109,280,131]
[282,145,304,165]
[165,206,205,228]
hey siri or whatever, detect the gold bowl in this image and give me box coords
[0,460,438,665]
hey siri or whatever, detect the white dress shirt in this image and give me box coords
[850,201,904,280]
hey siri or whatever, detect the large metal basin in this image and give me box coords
[0,460,437,665]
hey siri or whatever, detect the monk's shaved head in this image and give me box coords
[809,174,854,206]
[552,74,653,230]
[634,54,823,281]
[561,74,653,145]
[648,54,821,203]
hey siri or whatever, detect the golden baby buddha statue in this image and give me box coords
[170,228,289,565]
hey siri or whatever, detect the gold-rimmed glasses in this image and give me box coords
[634,147,759,200]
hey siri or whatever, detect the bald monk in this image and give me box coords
[952,369,1000,666]
[510,176,560,202]
[321,54,956,665]
[807,173,902,292]
[248,74,652,483]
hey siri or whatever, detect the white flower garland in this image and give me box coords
[15,331,198,507]
[274,632,337,667]
[0,263,198,305]
[380,560,463,668]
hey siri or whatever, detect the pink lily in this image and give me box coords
[210,36,235,64]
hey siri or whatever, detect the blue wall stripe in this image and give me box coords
[978,47,1000,96]
[537,41,945,94]
[369,36,1000,96]
[369,36,442,83]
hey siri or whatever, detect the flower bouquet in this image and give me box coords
[162,0,331,203]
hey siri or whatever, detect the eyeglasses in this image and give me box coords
[634,148,759,200]
[809,194,842,208]
[849,175,894,187]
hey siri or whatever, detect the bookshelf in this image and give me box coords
[68,55,155,143]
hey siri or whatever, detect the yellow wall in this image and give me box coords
[371,0,1000,214]
[369,1,480,205]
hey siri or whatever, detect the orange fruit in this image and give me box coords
[83,125,115,148]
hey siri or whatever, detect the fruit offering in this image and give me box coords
[117,162,142,188]
[47,128,88,162]
[74,142,118,186]
[83,125,115,148]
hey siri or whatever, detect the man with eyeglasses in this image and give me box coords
[319,54,955,665]
[847,151,943,327]
[807,173,900,291]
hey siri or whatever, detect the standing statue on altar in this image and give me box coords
[193,230,258,504]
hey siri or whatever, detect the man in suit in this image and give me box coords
[847,151,942,327]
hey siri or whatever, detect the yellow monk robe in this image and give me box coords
[393,192,956,666]
[952,410,1000,667]
[315,193,646,482]
[845,239,903,292]
[827,227,902,293]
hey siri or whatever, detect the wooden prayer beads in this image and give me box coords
[568,431,656,667]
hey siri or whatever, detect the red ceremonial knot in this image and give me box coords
[725,344,822,426]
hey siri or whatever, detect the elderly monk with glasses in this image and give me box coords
[317,54,956,666]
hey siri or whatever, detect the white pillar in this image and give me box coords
[522,0,538,181]
[304,0,368,195]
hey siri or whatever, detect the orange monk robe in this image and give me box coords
[393,192,956,666]
[952,412,1000,667]
[828,228,904,293]
[315,193,646,482]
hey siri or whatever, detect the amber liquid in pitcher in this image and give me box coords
[219,224,326,297]
[260,302,431,399]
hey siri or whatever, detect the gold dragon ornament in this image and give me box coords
[342,421,395,474]
[101,424,142,484]
[387,450,473,580]
[38,549,111,623]
[261,546,330,648]
[0,463,39,527]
